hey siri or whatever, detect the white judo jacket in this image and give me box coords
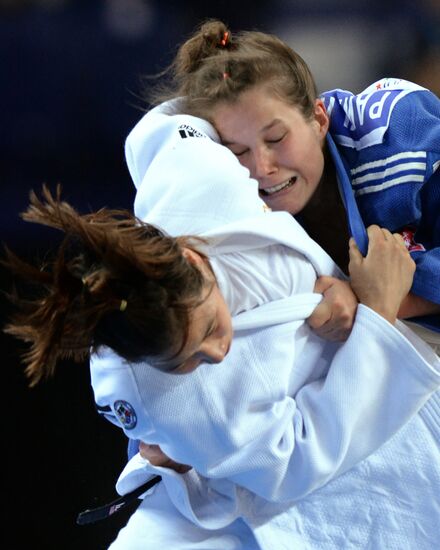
[90,104,440,530]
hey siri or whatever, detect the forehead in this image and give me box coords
[216,85,285,114]
[212,87,302,137]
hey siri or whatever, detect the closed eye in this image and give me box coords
[266,133,286,144]
[230,148,249,157]
[169,318,217,373]
[222,140,249,157]
[204,318,217,339]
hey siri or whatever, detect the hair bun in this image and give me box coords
[200,20,231,49]
[175,19,232,77]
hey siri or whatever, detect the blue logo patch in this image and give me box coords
[114,400,137,430]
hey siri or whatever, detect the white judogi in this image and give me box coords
[90,105,440,549]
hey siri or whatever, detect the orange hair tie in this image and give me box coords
[219,31,229,48]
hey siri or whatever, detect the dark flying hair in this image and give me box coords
[3,185,209,386]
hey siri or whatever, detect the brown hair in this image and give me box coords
[3,186,209,386]
[149,19,318,122]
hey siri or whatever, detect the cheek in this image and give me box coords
[179,358,202,374]
[235,154,252,173]
[302,138,325,178]
[219,301,233,336]
[280,132,304,164]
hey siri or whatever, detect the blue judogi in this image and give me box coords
[321,78,440,331]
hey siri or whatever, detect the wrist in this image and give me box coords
[361,299,398,324]
[398,293,440,319]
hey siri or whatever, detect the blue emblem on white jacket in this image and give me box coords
[114,400,137,430]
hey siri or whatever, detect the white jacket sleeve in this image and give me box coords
[152,308,439,503]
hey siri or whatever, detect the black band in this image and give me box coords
[76,475,162,525]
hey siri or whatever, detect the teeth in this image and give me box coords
[263,177,296,195]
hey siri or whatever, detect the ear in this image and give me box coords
[182,247,204,266]
[182,248,215,283]
[314,99,330,139]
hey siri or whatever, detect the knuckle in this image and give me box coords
[308,317,323,330]
[340,311,352,325]
[332,299,347,314]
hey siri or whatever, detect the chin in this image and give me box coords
[264,194,303,215]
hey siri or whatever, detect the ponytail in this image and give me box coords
[3,186,208,386]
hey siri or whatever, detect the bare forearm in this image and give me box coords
[398,293,440,319]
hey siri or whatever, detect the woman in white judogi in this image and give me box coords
[91,106,440,549]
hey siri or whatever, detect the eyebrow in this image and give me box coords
[221,119,283,146]
[261,118,283,132]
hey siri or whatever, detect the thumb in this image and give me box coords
[313,275,336,294]
[307,301,332,330]
[349,237,363,261]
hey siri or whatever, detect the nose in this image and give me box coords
[199,337,228,364]
[253,147,277,179]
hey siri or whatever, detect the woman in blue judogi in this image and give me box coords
[159,20,439,348]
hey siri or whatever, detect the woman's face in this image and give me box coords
[153,250,233,375]
[211,86,329,214]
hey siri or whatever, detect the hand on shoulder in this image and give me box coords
[348,225,416,324]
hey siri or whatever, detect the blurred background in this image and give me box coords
[1,1,438,548]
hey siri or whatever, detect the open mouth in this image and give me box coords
[261,177,297,196]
